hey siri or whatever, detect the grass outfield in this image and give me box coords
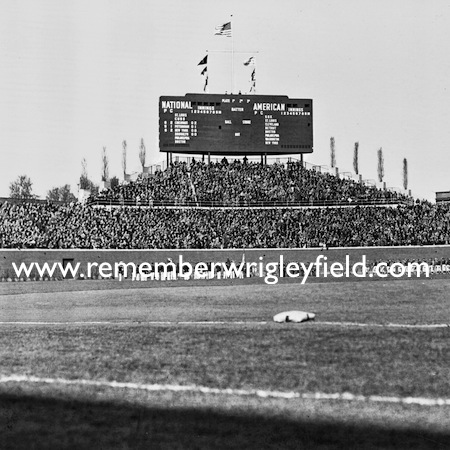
[0,278,449,448]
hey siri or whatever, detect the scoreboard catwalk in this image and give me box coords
[159,93,313,155]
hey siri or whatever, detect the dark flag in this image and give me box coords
[243,56,255,66]
[198,55,208,65]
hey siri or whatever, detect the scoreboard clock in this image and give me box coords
[159,93,313,155]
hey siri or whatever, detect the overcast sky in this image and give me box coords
[1,0,449,201]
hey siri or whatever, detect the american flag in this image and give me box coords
[215,22,232,37]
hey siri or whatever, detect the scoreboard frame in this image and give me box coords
[159,93,313,156]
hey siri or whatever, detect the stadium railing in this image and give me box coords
[86,198,410,208]
[0,197,69,206]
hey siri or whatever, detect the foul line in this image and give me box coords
[317,321,450,329]
[0,321,448,328]
[0,374,449,407]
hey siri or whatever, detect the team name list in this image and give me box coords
[265,115,280,145]
[164,113,197,144]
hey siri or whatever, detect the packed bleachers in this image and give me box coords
[1,200,449,249]
[91,160,408,206]
[190,159,405,204]
[1,159,448,250]
[91,161,196,205]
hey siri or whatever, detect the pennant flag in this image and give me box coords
[215,22,232,37]
[250,69,256,93]
[243,56,255,66]
[203,75,209,92]
[201,66,207,75]
[198,55,208,65]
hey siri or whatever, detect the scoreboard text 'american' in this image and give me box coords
[159,93,313,155]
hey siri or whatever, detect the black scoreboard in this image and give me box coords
[159,93,313,155]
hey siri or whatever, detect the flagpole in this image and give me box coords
[231,14,234,93]
[254,59,256,94]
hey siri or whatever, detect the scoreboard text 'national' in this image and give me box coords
[159,93,313,156]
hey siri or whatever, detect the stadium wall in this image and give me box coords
[1,246,449,279]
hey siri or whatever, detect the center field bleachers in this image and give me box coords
[90,159,408,206]
[0,160,448,250]
[1,199,449,249]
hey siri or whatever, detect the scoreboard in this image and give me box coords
[159,93,313,155]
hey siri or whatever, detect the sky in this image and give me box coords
[1,0,449,201]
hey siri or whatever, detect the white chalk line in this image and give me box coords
[318,321,450,329]
[0,321,448,328]
[0,321,267,325]
[0,374,449,407]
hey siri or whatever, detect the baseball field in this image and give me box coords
[0,275,449,449]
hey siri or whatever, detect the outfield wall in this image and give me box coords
[1,246,450,279]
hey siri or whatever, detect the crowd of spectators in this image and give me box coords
[1,159,448,250]
[190,159,406,204]
[1,200,449,249]
[90,159,408,206]
[91,161,196,205]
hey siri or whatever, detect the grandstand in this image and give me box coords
[89,159,409,208]
[1,158,449,250]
